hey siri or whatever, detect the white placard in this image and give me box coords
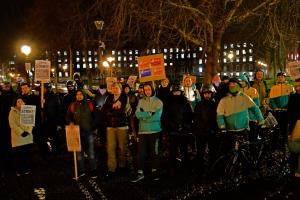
[20,105,36,126]
[35,60,51,82]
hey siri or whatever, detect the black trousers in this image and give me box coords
[12,144,33,174]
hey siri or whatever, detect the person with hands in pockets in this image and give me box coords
[9,96,34,176]
[131,82,163,182]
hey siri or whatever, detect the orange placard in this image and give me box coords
[65,125,81,152]
[137,54,166,82]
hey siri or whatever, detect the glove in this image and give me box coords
[21,131,30,137]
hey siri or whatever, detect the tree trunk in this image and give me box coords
[203,30,222,84]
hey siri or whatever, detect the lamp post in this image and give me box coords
[94,20,105,84]
[20,44,32,83]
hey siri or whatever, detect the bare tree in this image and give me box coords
[25,0,300,83]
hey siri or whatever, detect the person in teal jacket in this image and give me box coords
[269,72,295,145]
[131,82,163,183]
[217,78,264,147]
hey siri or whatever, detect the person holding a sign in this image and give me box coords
[66,89,97,179]
[8,96,33,176]
[287,78,300,178]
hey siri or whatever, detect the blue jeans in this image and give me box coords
[76,130,97,172]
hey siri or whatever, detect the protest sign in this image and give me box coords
[65,125,81,152]
[35,60,51,82]
[137,54,166,82]
[286,61,300,80]
[20,105,36,126]
[127,75,137,88]
[106,77,118,92]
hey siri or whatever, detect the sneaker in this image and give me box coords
[90,170,98,179]
[131,172,144,183]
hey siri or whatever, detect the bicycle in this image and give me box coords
[206,126,284,188]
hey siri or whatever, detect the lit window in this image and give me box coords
[224,44,227,49]
[124,57,127,61]
[242,49,246,54]
[57,51,61,55]
[83,58,86,62]
[118,63,121,67]
[76,51,80,56]
[83,64,86,68]
[76,57,80,62]
[63,51,67,56]
[223,52,227,56]
[128,50,132,55]
[237,43,240,48]
[88,57,92,62]
[95,64,98,68]
[199,67,203,73]
[170,63,173,66]
[243,43,247,47]
[164,63,167,66]
[118,56,121,61]
[164,49,168,53]
[243,56,246,62]
[88,51,91,55]
[58,72,62,77]
[176,54,179,59]
[193,53,196,58]
[76,64,80,69]
[129,56,133,61]
[135,50,139,55]
[64,59,68,62]
[123,50,126,54]
[236,72,240,76]
[176,48,179,53]
[164,55,167,59]
[236,57,240,62]
[169,54,173,59]
[112,51,115,55]
[65,72,68,77]
[89,63,92,68]
[181,54,185,59]
[199,47,203,51]
[135,64,138,67]
[94,58,98,62]
[152,49,156,54]
[230,44,234,48]
[94,51,97,55]
[199,59,203,64]
[249,56,253,62]
[223,58,227,63]
[58,64,62,68]
[236,50,239,55]
[118,51,121,55]
[249,49,253,53]
[129,64,133,67]
[58,59,61,63]
[187,54,190,58]
[170,48,173,53]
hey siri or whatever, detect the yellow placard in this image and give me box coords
[65,125,81,152]
[137,54,166,82]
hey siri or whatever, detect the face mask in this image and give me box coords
[229,85,240,95]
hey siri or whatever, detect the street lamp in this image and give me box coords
[94,20,105,84]
[20,44,32,83]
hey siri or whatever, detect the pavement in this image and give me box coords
[1,143,300,200]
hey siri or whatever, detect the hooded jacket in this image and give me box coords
[217,92,264,131]
[135,96,163,134]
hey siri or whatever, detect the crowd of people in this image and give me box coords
[0,68,300,183]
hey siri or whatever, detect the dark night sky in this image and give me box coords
[0,0,34,61]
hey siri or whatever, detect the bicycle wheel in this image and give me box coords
[208,152,244,184]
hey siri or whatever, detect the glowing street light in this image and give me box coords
[20,45,31,56]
